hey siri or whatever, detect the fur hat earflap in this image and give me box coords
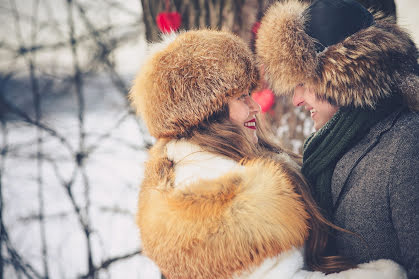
[256,0,419,109]
[130,29,259,139]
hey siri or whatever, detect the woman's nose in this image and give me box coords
[248,96,261,114]
[292,86,305,107]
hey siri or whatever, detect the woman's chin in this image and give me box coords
[249,131,258,144]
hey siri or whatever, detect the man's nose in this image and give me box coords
[292,86,305,107]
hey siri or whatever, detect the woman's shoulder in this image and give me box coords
[163,139,301,189]
[165,139,241,189]
[138,140,310,279]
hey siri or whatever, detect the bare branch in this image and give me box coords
[0,95,75,154]
[1,220,44,279]
[78,250,142,279]
[1,110,7,279]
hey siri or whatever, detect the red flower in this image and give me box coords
[252,21,261,35]
[252,89,275,113]
[156,12,181,33]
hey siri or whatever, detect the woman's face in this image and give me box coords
[228,92,261,144]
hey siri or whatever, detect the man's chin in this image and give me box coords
[314,121,323,131]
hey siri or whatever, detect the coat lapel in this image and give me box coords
[331,109,403,210]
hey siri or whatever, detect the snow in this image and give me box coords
[2,75,160,278]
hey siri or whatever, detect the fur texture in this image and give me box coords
[137,140,309,279]
[137,140,408,279]
[129,30,259,138]
[256,0,419,109]
[294,259,407,279]
[165,139,241,188]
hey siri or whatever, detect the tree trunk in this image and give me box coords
[141,0,395,43]
[141,0,268,43]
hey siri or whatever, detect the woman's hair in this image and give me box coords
[187,104,259,162]
[285,166,357,274]
[187,105,356,274]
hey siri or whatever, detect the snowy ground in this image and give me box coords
[2,76,161,278]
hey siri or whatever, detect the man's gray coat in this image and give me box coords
[332,108,419,278]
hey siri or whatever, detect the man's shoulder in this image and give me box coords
[369,109,419,160]
[385,109,419,140]
[367,109,419,140]
[344,109,418,160]
[394,109,419,126]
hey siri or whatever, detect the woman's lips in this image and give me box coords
[244,118,256,130]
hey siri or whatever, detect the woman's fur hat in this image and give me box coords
[130,30,259,139]
[256,0,419,109]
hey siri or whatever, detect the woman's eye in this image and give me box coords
[237,90,250,100]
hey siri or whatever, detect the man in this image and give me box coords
[256,0,419,278]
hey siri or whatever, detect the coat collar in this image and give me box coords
[165,139,241,189]
[331,108,405,209]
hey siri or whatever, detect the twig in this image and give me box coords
[78,250,142,279]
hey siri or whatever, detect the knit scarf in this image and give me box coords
[301,95,403,218]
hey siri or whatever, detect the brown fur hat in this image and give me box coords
[256,0,419,109]
[130,30,259,139]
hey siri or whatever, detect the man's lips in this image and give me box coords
[306,106,317,118]
[244,118,256,130]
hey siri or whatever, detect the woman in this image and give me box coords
[129,30,406,279]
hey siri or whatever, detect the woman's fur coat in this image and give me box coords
[136,139,406,279]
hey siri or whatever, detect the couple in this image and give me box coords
[130,0,418,278]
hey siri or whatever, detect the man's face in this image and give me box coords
[292,85,338,130]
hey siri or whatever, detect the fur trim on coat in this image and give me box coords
[136,140,407,279]
[137,139,309,279]
[129,30,259,139]
[256,0,419,110]
[235,247,406,279]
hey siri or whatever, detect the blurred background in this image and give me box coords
[0,0,417,278]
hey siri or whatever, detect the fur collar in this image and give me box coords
[165,139,242,189]
[256,0,419,110]
[137,140,310,279]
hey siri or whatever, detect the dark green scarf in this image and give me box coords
[301,95,403,218]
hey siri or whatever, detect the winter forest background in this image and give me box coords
[1,0,418,278]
